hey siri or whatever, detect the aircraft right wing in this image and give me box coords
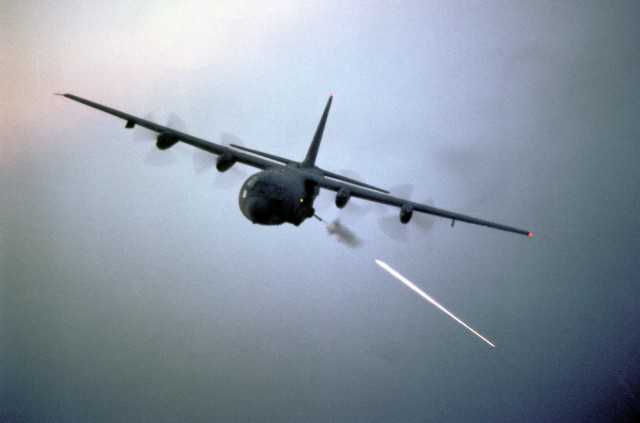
[57,93,279,171]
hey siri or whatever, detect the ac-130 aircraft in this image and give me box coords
[58,93,532,238]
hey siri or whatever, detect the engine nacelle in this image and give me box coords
[156,132,180,150]
[399,203,413,224]
[335,187,351,209]
[216,152,236,172]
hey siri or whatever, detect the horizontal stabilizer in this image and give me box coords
[229,144,294,165]
[321,169,388,193]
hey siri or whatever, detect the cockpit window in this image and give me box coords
[246,175,259,188]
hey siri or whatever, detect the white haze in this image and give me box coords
[2,1,639,421]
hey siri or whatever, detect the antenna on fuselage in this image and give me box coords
[302,94,333,168]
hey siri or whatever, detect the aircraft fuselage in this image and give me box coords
[238,167,319,226]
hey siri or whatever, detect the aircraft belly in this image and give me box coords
[238,171,314,226]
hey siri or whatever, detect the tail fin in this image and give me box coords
[302,95,333,167]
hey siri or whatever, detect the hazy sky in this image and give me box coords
[2,1,639,421]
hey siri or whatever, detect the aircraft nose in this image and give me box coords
[246,198,269,223]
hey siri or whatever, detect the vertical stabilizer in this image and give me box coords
[302,95,333,167]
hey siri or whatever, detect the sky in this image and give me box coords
[2,1,639,421]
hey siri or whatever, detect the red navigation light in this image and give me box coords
[528,232,534,238]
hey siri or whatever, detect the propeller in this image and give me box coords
[313,169,374,222]
[317,180,435,242]
[191,132,241,175]
[132,114,247,190]
[333,169,373,222]
[197,132,249,190]
[313,172,438,242]
[376,184,436,242]
[132,112,189,167]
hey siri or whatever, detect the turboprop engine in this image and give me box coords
[399,203,413,224]
[156,132,180,150]
[335,187,351,208]
[216,152,237,172]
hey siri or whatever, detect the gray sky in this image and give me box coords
[2,1,639,421]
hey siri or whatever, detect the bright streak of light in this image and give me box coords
[375,260,496,348]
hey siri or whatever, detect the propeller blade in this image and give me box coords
[193,149,218,174]
[379,215,410,242]
[220,132,243,146]
[167,112,188,133]
[133,112,157,142]
[143,148,179,167]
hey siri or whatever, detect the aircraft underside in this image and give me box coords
[238,170,316,226]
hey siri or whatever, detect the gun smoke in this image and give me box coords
[326,219,362,248]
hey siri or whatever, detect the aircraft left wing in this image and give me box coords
[56,93,278,171]
[303,170,533,237]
